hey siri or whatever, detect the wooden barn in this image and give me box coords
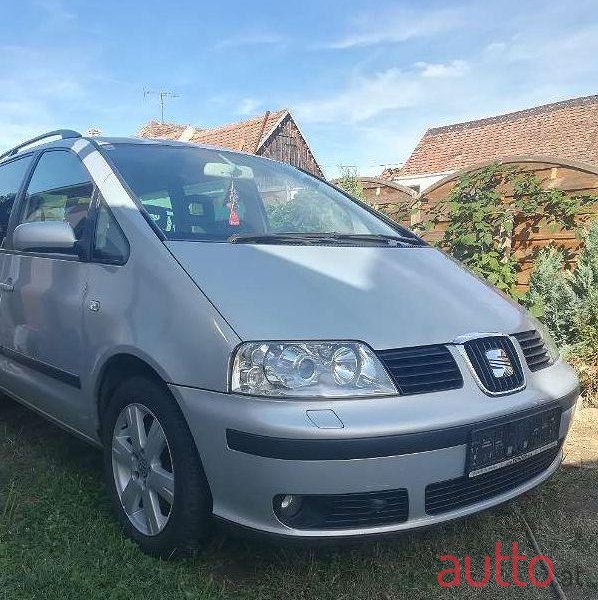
[137,109,323,177]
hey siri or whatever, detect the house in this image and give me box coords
[382,94,598,192]
[137,109,323,178]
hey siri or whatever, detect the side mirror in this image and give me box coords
[12,221,77,254]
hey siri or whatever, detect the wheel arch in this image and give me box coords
[95,351,170,435]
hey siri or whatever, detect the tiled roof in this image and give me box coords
[137,109,289,152]
[396,94,598,176]
[136,121,188,140]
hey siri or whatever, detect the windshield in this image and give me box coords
[103,144,423,245]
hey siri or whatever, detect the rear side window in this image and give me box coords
[0,156,32,245]
[21,151,93,242]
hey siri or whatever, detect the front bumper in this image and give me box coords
[170,356,579,538]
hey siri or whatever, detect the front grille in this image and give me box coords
[275,489,409,530]
[425,443,561,515]
[463,336,524,394]
[513,330,551,371]
[377,345,463,395]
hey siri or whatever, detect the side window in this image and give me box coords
[21,151,93,242]
[139,191,174,233]
[92,202,129,264]
[0,155,32,245]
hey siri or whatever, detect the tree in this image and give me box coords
[335,166,365,201]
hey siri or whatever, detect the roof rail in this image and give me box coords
[0,129,82,161]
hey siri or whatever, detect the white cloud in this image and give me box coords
[237,97,262,116]
[293,60,469,125]
[415,60,469,78]
[321,7,463,49]
[294,68,424,124]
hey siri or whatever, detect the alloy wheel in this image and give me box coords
[111,403,174,536]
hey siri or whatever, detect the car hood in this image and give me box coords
[166,242,530,349]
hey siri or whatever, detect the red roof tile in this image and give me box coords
[397,95,598,176]
[136,121,189,140]
[137,109,289,152]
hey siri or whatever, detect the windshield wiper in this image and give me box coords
[322,233,426,247]
[228,233,321,245]
[228,232,426,247]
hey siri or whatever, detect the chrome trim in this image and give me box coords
[451,331,504,344]
[452,333,527,397]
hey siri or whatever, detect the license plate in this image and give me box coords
[467,408,561,478]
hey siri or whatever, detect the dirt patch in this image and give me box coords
[563,407,598,467]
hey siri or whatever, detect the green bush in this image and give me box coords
[526,248,579,346]
[527,221,598,404]
[527,220,598,345]
[335,166,365,201]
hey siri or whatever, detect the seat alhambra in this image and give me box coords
[0,130,579,556]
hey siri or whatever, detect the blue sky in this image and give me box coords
[1,0,598,177]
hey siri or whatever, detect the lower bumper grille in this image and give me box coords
[275,489,409,530]
[425,443,561,515]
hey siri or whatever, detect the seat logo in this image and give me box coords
[485,348,514,378]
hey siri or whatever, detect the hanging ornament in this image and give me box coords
[227,180,241,226]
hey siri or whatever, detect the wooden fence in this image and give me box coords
[373,157,598,290]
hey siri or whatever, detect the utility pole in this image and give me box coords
[143,89,179,123]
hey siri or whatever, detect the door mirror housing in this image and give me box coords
[12,221,77,254]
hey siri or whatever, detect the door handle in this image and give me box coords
[0,282,14,292]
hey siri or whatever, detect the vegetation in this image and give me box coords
[527,221,598,404]
[425,163,593,295]
[335,166,365,201]
[267,189,352,233]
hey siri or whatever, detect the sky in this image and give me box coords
[1,0,598,177]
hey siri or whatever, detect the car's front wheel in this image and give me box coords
[102,376,211,557]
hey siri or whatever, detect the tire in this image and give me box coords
[101,375,211,558]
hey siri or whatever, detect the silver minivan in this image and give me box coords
[0,130,579,557]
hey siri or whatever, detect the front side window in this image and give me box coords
[0,155,32,244]
[104,144,424,246]
[21,151,93,242]
[92,202,129,264]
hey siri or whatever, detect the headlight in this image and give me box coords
[230,341,397,398]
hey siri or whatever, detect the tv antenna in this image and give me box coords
[143,89,179,123]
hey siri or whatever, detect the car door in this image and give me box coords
[0,153,35,377]
[0,149,94,433]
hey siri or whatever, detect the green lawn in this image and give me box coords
[0,397,596,600]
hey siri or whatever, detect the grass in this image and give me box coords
[0,397,597,600]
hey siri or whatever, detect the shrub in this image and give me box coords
[526,248,579,346]
[527,221,598,405]
[335,166,365,201]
